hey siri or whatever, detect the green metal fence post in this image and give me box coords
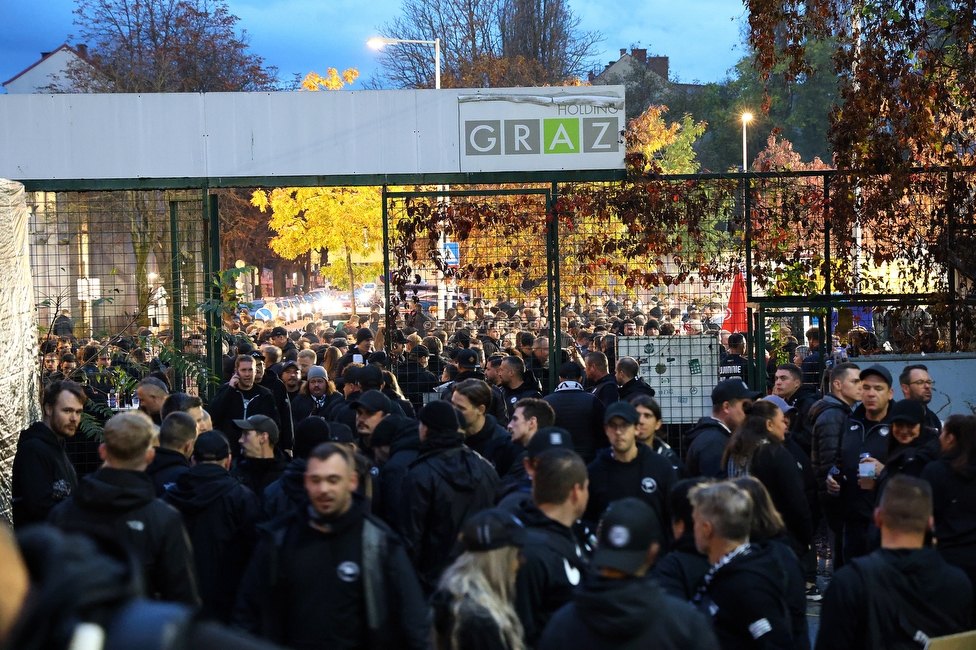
[382,185,392,333]
[169,200,184,391]
[204,187,221,401]
[546,182,560,392]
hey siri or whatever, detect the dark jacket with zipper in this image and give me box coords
[511,500,588,646]
[12,420,78,527]
[233,495,429,650]
[839,405,893,524]
[809,394,854,494]
[588,373,619,410]
[206,383,281,457]
[47,467,199,605]
[398,429,500,594]
[617,376,656,402]
[785,384,820,455]
[377,418,423,530]
[538,572,719,650]
[232,447,289,505]
[164,463,262,622]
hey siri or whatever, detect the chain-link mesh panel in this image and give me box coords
[28,189,211,475]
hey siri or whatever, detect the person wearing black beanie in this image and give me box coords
[399,401,500,594]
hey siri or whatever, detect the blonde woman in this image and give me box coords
[433,509,527,650]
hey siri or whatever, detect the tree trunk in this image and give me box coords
[346,245,357,318]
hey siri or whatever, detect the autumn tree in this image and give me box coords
[60,0,278,92]
[370,0,601,88]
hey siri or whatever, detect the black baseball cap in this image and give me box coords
[604,401,640,425]
[410,344,431,359]
[280,360,299,373]
[232,415,280,444]
[526,426,573,459]
[592,497,664,576]
[271,326,288,337]
[889,399,925,425]
[349,389,392,415]
[332,337,349,348]
[367,351,389,367]
[459,509,528,552]
[457,349,480,369]
[860,364,893,387]
[711,378,763,405]
[192,430,230,462]
[360,364,384,389]
[249,350,264,360]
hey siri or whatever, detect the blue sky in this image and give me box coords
[1,0,748,91]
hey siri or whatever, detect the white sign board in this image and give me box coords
[458,92,624,173]
[618,336,723,424]
[0,87,625,182]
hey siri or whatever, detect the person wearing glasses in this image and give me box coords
[899,364,942,434]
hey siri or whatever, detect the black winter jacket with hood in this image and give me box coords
[164,463,262,622]
[12,420,78,527]
[511,499,587,645]
[922,454,976,571]
[145,446,191,497]
[398,428,499,594]
[816,547,972,650]
[785,383,820,454]
[537,572,719,650]
[543,383,607,462]
[262,458,309,521]
[232,447,289,504]
[651,532,711,602]
[375,417,423,529]
[47,467,199,605]
[695,541,794,650]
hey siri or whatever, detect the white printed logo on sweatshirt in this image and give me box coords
[337,561,361,582]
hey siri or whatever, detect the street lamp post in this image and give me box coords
[367,37,441,89]
[741,112,753,172]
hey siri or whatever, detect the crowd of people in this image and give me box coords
[6,296,976,650]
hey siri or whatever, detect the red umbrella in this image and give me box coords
[724,272,748,334]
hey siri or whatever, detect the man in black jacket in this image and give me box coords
[772,363,820,455]
[262,416,337,521]
[232,415,288,505]
[234,443,429,650]
[817,475,972,649]
[451,378,527,484]
[684,378,760,478]
[398,401,500,594]
[512,448,590,646]
[652,478,712,601]
[12,380,85,527]
[544,361,607,463]
[207,355,281,457]
[898,364,942,433]
[145,412,196,497]
[538,497,718,650]
[394,344,439,412]
[584,351,618,410]
[47,410,199,605]
[499,355,543,419]
[615,356,656,402]
[691,482,794,650]
[584,401,677,533]
[165,430,262,622]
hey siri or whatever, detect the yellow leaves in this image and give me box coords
[301,68,359,91]
[250,189,269,212]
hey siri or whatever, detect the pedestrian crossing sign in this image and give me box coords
[442,242,460,267]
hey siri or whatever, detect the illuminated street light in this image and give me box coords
[367,37,441,89]
[741,112,753,172]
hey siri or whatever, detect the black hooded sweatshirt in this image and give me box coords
[145,446,191,497]
[232,446,289,505]
[684,416,732,479]
[12,420,78,527]
[817,548,973,650]
[375,418,423,529]
[652,532,711,602]
[537,573,719,650]
[47,467,199,605]
[512,499,587,645]
[262,457,309,520]
[398,428,500,594]
[164,463,262,622]
[922,454,976,571]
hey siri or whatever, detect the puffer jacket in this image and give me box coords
[809,395,853,495]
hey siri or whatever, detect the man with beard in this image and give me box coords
[351,390,393,455]
[232,415,288,505]
[234,443,429,649]
[899,364,942,433]
[12,381,85,527]
[291,366,343,423]
[262,416,338,520]
[207,355,280,458]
